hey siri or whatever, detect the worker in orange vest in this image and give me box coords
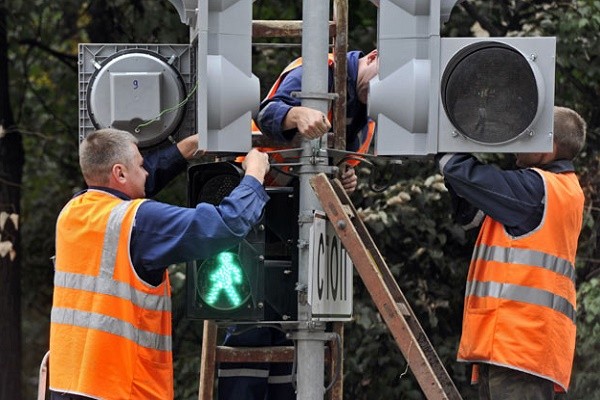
[248,49,377,191]
[218,50,378,400]
[437,106,587,399]
[49,129,270,400]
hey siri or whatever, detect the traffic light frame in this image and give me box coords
[185,162,299,321]
[369,0,556,156]
[193,0,260,153]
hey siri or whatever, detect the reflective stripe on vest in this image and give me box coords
[51,307,171,351]
[465,280,576,323]
[468,244,577,323]
[473,244,576,283]
[53,271,169,312]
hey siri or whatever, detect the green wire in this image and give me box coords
[134,80,199,132]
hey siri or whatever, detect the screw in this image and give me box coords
[530,54,537,61]
[452,130,459,137]
[337,220,347,230]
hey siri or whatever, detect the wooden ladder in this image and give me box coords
[310,173,463,400]
[198,321,342,400]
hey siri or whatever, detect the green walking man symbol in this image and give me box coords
[202,251,248,309]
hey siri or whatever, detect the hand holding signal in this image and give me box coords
[242,149,270,184]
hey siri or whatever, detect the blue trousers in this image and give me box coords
[217,326,295,400]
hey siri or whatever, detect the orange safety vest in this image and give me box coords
[243,54,375,175]
[458,169,584,391]
[50,190,173,400]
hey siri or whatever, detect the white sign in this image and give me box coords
[308,211,353,321]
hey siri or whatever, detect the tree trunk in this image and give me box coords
[0,3,24,400]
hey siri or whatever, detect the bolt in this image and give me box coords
[530,54,537,61]
[452,130,459,137]
[282,315,290,321]
[337,220,347,230]
[258,302,264,309]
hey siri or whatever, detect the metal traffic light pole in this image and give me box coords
[294,0,335,399]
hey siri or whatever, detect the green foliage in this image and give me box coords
[344,161,478,399]
[571,278,600,399]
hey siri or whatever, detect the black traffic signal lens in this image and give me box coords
[196,174,241,205]
[188,161,243,206]
[441,41,538,144]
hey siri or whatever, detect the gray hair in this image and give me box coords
[79,128,139,185]
[554,106,587,161]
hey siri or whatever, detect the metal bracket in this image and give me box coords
[291,91,339,102]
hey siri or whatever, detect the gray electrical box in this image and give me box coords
[79,44,195,149]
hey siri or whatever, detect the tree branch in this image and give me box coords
[460,2,505,36]
[18,38,77,73]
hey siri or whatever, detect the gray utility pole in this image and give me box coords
[293,0,334,399]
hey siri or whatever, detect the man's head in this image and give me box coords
[79,128,148,198]
[515,106,587,168]
[356,49,378,104]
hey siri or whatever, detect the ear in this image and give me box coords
[367,49,378,63]
[111,164,127,184]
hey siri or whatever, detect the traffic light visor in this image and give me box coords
[441,41,539,145]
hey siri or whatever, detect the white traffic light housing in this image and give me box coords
[438,38,555,153]
[369,0,556,156]
[191,0,259,153]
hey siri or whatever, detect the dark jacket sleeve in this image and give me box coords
[437,153,545,236]
[143,144,187,197]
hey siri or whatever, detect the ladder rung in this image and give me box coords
[396,302,411,317]
[216,346,332,364]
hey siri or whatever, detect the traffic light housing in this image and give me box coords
[78,1,259,153]
[368,0,556,156]
[188,0,259,153]
[78,44,195,149]
[186,162,299,321]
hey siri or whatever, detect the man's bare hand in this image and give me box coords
[340,166,357,194]
[242,148,270,184]
[177,134,205,160]
[284,106,331,140]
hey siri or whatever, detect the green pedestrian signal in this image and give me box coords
[186,161,299,321]
[198,251,251,310]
